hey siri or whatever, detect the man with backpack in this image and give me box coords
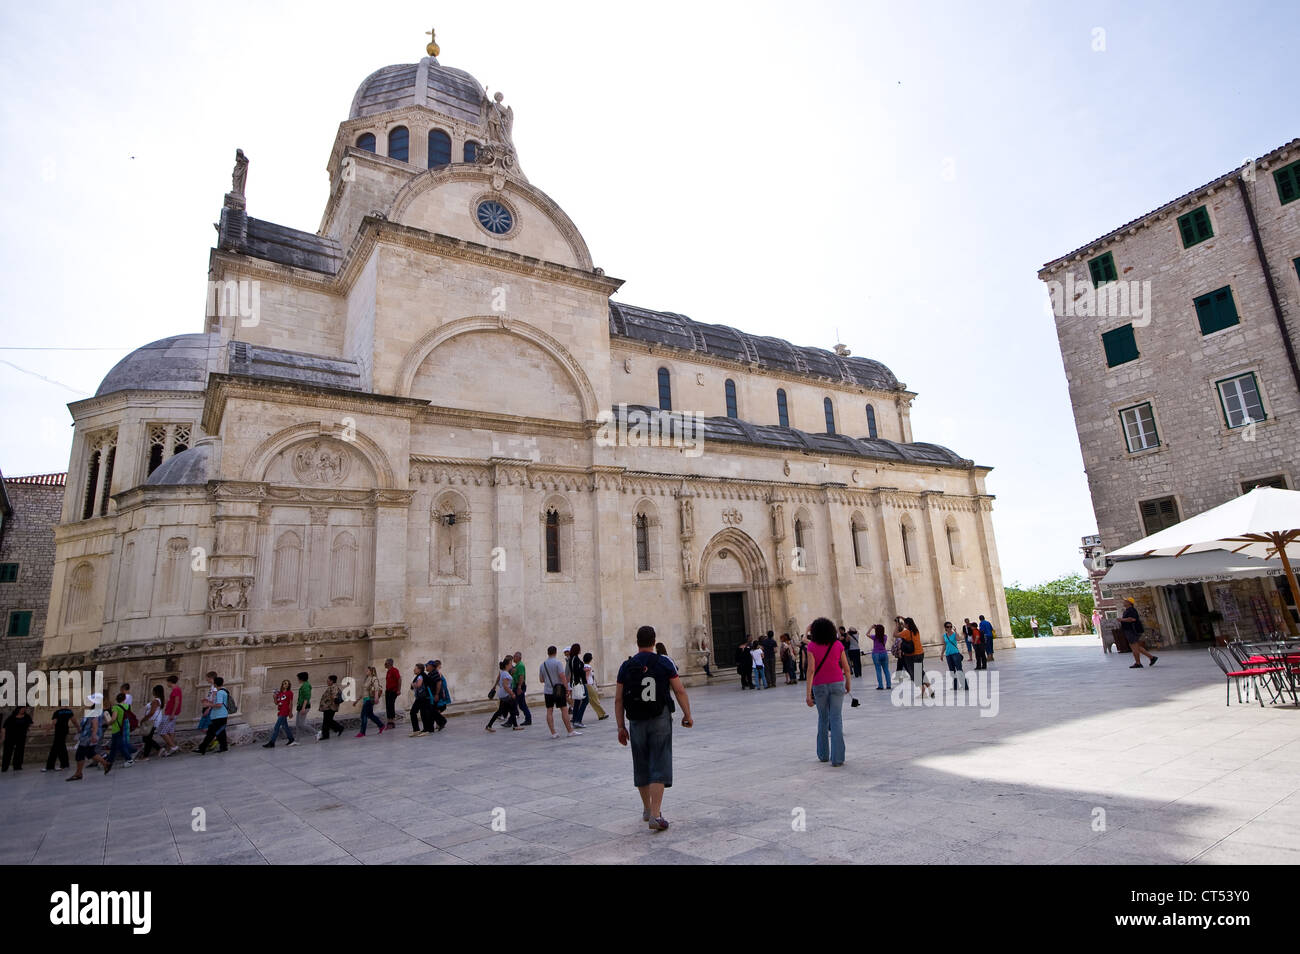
[616,625,694,832]
[423,660,448,732]
[195,677,231,755]
[978,615,996,663]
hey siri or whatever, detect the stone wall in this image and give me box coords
[0,476,65,672]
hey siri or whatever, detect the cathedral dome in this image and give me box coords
[144,441,212,487]
[96,333,217,398]
[349,57,486,125]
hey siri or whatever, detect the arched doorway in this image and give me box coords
[699,528,774,668]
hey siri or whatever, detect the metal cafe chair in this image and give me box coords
[1208,647,1286,707]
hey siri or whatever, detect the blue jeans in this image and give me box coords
[269,715,295,743]
[754,666,767,689]
[106,729,132,764]
[572,693,589,724]
[359,699,384,734]
[871,651,891,689]
[812,682,845,765]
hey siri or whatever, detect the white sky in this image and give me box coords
[1,0,1295,586]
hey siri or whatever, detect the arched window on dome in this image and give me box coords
[657,368,672,412]
[866,404,878,439]
[725,379,738,419]
[464,140,479,163]
[428,129,451,168]
[387,126,409,162]
[776,388,789,428]
[356,133,376,153]
[824,398,836,435]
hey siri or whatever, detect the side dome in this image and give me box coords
[96,333,218,398]
[144,441,212,487]
[349,57,485,124]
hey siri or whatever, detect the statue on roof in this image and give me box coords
[231,149,248,198]
[486,91,515,152]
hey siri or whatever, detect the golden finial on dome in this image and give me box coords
[425,27,440,57]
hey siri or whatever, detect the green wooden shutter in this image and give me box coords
[1195,286,1239,335]
[1102,324,1139,367]
[1178,206,1213,248]
[1275,160,1300,205]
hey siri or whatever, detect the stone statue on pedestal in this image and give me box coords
[231,149,248,198]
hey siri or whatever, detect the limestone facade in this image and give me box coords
[40,49,1012,726]
[1041,138,1300,643]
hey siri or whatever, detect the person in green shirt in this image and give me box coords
[294,672,314,740]
[512,651,532,726]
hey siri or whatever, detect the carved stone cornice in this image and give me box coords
[374,489,415,507]
[42,624,410,668]
[213,481,268,502]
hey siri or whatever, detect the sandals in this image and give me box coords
[648,816,670,832]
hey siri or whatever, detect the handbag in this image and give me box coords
[488,686,497,700]
[197,712,211,730]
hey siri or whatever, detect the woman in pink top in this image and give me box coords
[804,617,852,766]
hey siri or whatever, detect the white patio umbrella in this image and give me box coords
[1109,487,1300,635]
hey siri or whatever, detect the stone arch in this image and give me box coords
[388,166,593,269]
[633,497,662,576]
[396,316,600,422]
[697,528,775,663]
[242,422,395,489]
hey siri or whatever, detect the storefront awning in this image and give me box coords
[1101,549,1284,591]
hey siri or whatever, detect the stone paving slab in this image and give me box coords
[3,634,1299,864]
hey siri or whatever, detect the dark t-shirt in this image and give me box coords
[617,651,678,721]
[4,712,33,736]
[53,708,75,741]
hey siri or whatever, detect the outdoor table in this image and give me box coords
[1242,642,1300,704]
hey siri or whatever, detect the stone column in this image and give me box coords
[972,494,1013,648]
[207,481,264,635]
[590,466,627,684]
[372,490,413,626]
[871,488,901,624]
[769,495,792,633]
[919,490,951,636]
[676,490,700,673]
[491,460,529,667]
[820,486,848,625]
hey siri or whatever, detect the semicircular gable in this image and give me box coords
[389,167,592,269]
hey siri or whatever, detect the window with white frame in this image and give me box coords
[1217,373,1265,428]
[1119,402,1159,452]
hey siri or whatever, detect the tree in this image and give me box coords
[1003,573,1095,638]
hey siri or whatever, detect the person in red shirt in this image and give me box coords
[158,674,183,756]
[383,658,401,729]
[262,680,298,748]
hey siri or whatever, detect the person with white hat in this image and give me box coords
[67,694,109,780]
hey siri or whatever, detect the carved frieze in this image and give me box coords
[292,440,352,484]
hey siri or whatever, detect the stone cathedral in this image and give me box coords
[40,37,1012,726]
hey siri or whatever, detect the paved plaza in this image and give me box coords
[3,637,1300,865]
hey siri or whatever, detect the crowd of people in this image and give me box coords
[734,614,998,694]
[0,614,997,839]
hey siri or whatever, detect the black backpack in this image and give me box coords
[622,657,669,721]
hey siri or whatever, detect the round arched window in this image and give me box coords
[476,200,514,234]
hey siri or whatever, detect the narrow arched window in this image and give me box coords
[428,129,451,167]
[657,368,672,411]
[824,398,836,434]
[777,389,789,427]
[387,126,409,162]
[464,140,479,163]
[851,521,864,567]
[725,379,738,419]
[947,524,962,567]
[82,449,100,519]
[902,521,915,566]
[545,510,561,573]
[356,133,376,153]
[794,519,805,551]
[635,513,650,572]
[866,404,878,439]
